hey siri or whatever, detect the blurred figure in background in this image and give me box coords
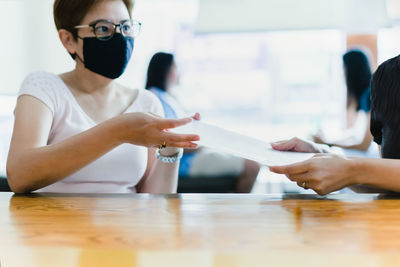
[312,49,374,154]
[146,52,260,193]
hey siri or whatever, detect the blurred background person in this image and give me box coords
[312,49,375,156]
[146,52,260,193]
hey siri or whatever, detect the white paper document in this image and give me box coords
[171,121,314,166]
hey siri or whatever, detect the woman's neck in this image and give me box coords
[70,63,116,95]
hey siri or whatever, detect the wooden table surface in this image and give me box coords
[1,193,400,267]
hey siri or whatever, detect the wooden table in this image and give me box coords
[1,193,400,267]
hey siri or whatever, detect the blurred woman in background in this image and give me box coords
[312,49,374,153]
[146,52,260,193]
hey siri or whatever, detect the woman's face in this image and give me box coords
[71,0,131,64]
[167,62,180,90]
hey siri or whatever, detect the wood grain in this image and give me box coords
[1,193,400,266]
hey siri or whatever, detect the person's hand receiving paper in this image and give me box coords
[271,137,325,153]
[269,137,356,195]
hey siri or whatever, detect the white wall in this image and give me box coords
[195,0,391,34]
[0,0,198,95]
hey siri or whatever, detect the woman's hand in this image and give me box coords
[112,112,199,149]
[269,154,358,195]
[271,137,326,153]
[192,112,201,121]
[312,129,328,145]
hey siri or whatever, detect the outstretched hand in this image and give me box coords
[269,153,357,195]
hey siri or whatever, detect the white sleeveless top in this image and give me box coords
[18,72,164,193]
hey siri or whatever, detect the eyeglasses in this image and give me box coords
[74,19,142,41]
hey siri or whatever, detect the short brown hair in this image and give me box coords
[53,0,134,39]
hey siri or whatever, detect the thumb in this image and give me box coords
[271,139,296,151]
[156,117,193,130]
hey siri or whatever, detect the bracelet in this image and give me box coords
[155,149,183,163]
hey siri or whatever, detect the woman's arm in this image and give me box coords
[136,148,181,193]
[270,154,400,195]
[7,96,199,193]
[351,157,400,192]
[136,113,202,193]
[313,113,373,151]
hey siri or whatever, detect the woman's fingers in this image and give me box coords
[163,132,200,142]
[269,160,311,175]
[271,137,321,153]
[192,112,201,121]
[287,173,310,182]
[270,139,294,151]
[156,117,193,130]
[271,137,304,151]
[312,153,328,158]
[296,181,310,189]
[167,141,198,149]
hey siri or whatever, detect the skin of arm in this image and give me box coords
[350,157,400,192]
[136,148,181,193]
[7,96,198,193]
[313,113,373,151]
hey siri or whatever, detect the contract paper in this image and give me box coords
[171,121,314,166]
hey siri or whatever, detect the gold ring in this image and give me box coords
[159,141,166,150]
[302,182,307,189]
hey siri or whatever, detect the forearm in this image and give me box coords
[322,116,373,152]
[138,159,180,193]
[349,184,393,194]
[138,148,181,193]
[7,119,121,193]
[350,157,400,192]
[328,134,372,151]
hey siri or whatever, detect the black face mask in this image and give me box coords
[76,33,134,79]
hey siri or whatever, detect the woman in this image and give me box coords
[6,0,199,194]
[146,52,260,193]
[270,54,400,195]
[313,49,373,152]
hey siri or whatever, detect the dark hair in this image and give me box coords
[145,52,174,91]
[370,55,400,158]
[343,49,372,111]
[53,0,134,40]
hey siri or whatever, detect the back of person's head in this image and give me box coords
[145,52,174,91]
[371,56,400,123]
[343,49,372,111]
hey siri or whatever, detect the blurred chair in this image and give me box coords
[177,175,238,193]
[0,177,11,192]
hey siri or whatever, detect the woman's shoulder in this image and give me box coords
[19,71,65,114]
[119,85,160,104]
[20,71,65,95]
[21,71,61,87]
[123,87,164,117]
